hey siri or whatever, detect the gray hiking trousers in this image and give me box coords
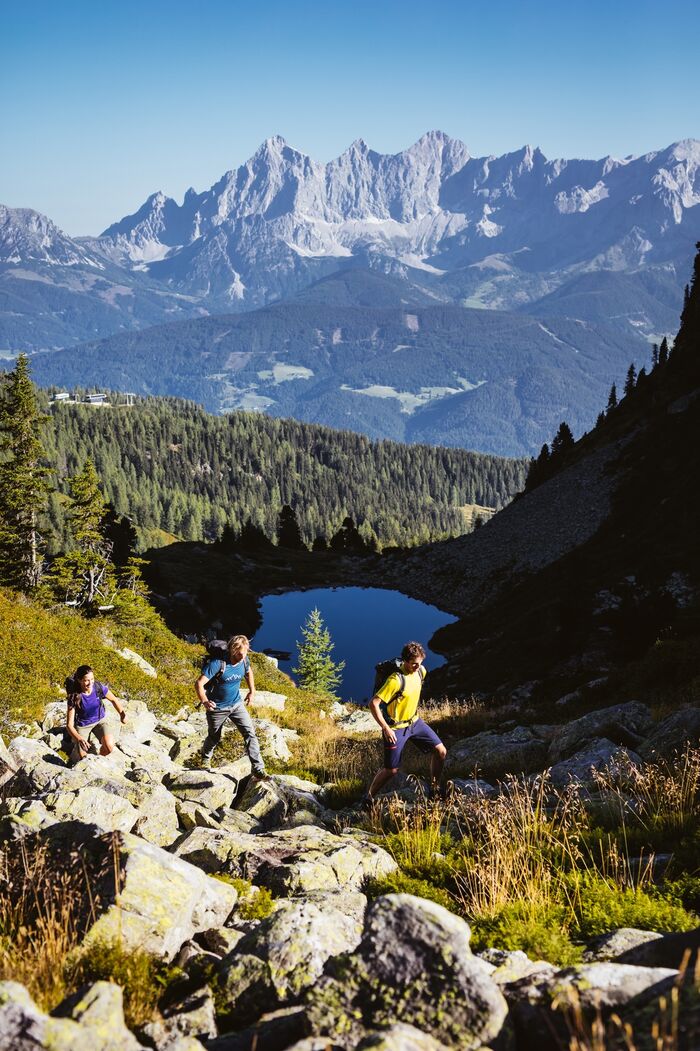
[202,703,266,775]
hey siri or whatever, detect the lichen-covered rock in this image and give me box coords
[246,690,287,712]
[638,708,700,761]
[7,736,70,793]
[165,769,238,810]
[547,701,653,763]
[52,981,143,1050]
[117,738,176,780]
[140,987,217,1049]
[236,895,365,1001]
[131,783,180,847]
[206,1005,308,1051]
[505,961,678,1051]
[583,927,664,962]
[116,647,158,678]
[305,893,508,1050]
[234,779,288,829]
[445,726,548,780]
[176,800,223,831]
[44,786,140,833]
[0,735,18,787]
[451,778,497,798]
[254,719,292,763]
[548,738,641,788]
[0,797,55,829]
[357,1026,446,1050]
[335,709,378,735]
[213,952,275,1030]
[173,824,397,892]
[478,947,551,984]
[0,980,137,1051]
[9,821,237,960]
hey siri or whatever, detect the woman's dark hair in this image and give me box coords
[66,665,94,709]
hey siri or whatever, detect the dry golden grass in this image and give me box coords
[0,839,95,1009]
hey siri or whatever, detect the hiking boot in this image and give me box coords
[201,755,212,770]
[360,795,374,812]
[252,771,271,783]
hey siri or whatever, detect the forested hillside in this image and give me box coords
[41,395,526,550]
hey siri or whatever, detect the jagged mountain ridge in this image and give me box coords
[93,132,700,313]
[2,133,698,353]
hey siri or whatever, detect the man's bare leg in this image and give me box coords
[367,766,398,799]
[430,743,447,787]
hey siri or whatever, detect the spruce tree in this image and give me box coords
[606,384,618,413]
[0,355,50,590]
[551,422,575,456]
[45,458,115,611]
[277,504,306,549]
[659,337,669,365]
[624,363,637,397]
[293,607,345,697]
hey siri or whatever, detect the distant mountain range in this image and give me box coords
[2,133,698,455]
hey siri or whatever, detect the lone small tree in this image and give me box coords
[293,607,345,698]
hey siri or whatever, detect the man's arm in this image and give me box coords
[195,674,216,710]
[369,695,396,744]
[244,663,256,705]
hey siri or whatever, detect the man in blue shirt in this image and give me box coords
[194,635,268,777]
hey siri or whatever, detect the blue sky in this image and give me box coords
[2,0,699,235]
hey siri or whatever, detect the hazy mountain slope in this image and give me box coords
[0,206,206,352]
[28,300,650,457]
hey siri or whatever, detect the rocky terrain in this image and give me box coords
[1,668,698,1050]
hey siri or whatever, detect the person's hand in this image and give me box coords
[246,689,256,706]
[119,709,127,724]
[383,727,397,746]
[203,698,216,711]
[75,735,89,751]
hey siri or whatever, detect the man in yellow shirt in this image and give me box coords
[364,641,447,804]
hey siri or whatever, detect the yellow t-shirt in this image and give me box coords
[375,666,426,726]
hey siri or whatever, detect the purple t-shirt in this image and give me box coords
[72,682,109,726]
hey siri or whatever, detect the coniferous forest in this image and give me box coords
[30,390,527,552]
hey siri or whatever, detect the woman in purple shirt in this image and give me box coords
[66,664,127,764]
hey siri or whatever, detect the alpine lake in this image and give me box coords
[251,586,457,703]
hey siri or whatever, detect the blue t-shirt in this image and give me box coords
[72,682,108,726]
[202,657,250,709]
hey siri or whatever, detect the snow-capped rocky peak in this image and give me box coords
[0,205,101,267]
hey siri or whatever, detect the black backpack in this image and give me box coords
[201,639,229,699]
[372,657,406,703]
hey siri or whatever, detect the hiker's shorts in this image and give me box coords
[70,717,118,762]
[383,718,443,770]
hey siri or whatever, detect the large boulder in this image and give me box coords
[173,823,397,893]
[583,927,664,962]
[356,1027,446,1050]
[505,961,679,1051]
[254,719,292,764]
[52,981,143,1050]
[165,769,238,810]
[446,726,548,780]
[115,647,157,677]
[0,980,118,1051]
[0,735,19,787]
[234,779,288,829]
[131,783,181,847]
[246,690,287,712]
[638,708,700,761]
[43,786,140,833]
[548,738,641,788]
[305,894,507,1050]
[140,987,217,1049]
[335,709,378,735]
[231,895,365,1001]
[547,701,653,763]
[3,821,237,960]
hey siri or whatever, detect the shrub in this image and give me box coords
[365,871,456,913]
[324,778,365,809]
[212,874,275,920]
[573,874,697,940]
[469,902,582,966]
[66,938,181,1028]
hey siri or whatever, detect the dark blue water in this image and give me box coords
[251,586,456,702]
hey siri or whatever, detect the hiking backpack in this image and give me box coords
[372,657,426,724]
[201,639,230,699]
